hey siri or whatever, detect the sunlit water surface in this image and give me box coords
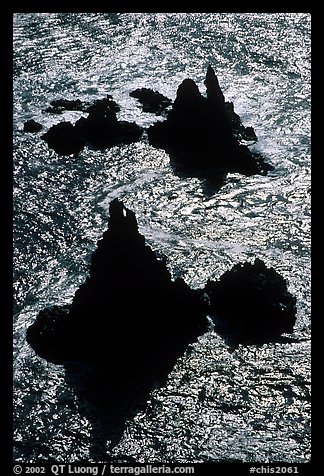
[13,13,311,463]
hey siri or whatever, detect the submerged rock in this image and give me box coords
[147,65,272,176]
[130,88,172,115]
[41,121,85,155]
[27,199,208,384]
[204,258,297,343]
[23,119,43,133]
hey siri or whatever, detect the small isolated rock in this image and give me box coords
[23,119,43,133]
[26,305,72,364]
[204,258,297,343]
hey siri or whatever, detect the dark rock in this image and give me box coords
[204,63,226,111]
[224,102,258,142]
[41,93,141,152]
[147,65,272,177]
[85,95,120,114]
[26,199,208,384]
[45,98,84,114]
[45,95,120,115]
[41,121,85,155]
[130,88,172,115]
[117,120,145,143]
[26,305,72,364]
[204,258,297,343]
[42,110,142,153]
[23,119,43,133]
[74,110,119,148]
[75,112,143,149]
[27,201,297,377]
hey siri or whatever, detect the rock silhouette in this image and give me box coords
[41,121,86,155]
[45,98,85,114]
[42,99,143,154]
[27,201,297,370]
[26,200,208,458]
[130,88,172,115]
[45,95,120,115]
[148,65,272,176]
[224,101,258,142]
[75,111,143,149]
[37,68,265,165]
[204,258,297,343]
[26,202,298,458]
[27,199,208,385]
[23,119,43,133]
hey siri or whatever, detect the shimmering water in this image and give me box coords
[13,13,311,463]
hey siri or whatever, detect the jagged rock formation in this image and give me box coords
[224,102,257,142]
[74,110,143,149]
[37,69,265,163]
[23,119,43,133]
[27,199,208,385]
[130,88,172,115]
[42,96,143,154]
[25,201,298,460]
[204,258,297,343]
[27,202,297,384]
[148,65,272,176]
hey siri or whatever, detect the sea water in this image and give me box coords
[13,13,311,463]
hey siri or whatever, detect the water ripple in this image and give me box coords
[13,13,310,463]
